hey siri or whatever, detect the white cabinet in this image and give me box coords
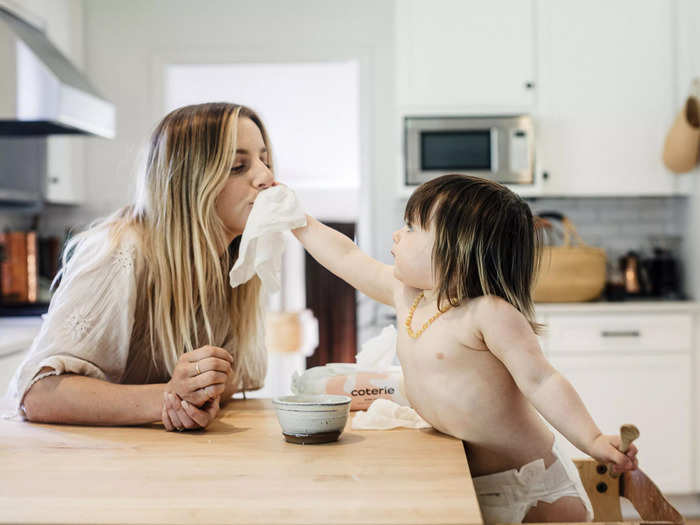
[537,306,695,493]
[396,0,535,111]
[536,0,681,196]
[548,354,692,494]
[394,0,684,196]
[45,137,85,204]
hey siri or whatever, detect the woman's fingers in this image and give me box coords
[181,399,211,427]
[169,346,234,404]
[192,370,229,389]
[188,384,226,406]
[206,397,220,419]
[192,357,232,377]
[188,345,234,365]
[166,393,199,430]
[162,394,175,432]
[168,405,186,430]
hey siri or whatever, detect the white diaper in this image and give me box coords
[472,435,594,524]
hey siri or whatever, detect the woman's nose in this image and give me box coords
[252,160,275,189]
[392,229,401,243]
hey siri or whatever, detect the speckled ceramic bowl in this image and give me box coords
[272,394,352,444]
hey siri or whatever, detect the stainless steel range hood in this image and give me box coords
[0,6,115,138]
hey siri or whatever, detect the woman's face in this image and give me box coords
[216,117,275,241]
[391,219,435,290]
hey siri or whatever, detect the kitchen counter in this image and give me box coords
[0,399,482,525]
[534,300,698,314]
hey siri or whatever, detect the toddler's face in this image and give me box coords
[391,220,435,290]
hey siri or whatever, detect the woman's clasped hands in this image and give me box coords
[162,345,234,432]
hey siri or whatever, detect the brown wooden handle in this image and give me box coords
[610,424,640,478]
[620,424,640,453]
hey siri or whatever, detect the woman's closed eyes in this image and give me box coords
[230,157,271,174]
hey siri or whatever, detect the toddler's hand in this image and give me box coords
[589,434,638,474]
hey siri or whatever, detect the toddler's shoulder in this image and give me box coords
[469,295,525,327]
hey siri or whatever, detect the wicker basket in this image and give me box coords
[533,214,607,303]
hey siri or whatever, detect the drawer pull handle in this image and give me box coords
[601,330,640,338]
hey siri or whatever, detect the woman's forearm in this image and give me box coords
[21,373,165,426]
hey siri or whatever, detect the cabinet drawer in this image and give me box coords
[545,313,692,354]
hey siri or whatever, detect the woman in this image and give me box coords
[9,102,275,431]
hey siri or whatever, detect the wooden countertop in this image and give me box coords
[0,399,482,525]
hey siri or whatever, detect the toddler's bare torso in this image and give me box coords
[395,286,558,477]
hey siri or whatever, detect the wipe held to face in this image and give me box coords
[229,185,306,293]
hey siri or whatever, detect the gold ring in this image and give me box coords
[195,361,201,375]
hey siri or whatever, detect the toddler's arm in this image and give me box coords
[475,297,638,473]
[293,215,397,306]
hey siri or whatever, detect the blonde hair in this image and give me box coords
[56,102,270,384]
[404,174,543,334]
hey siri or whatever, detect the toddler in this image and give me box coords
[293,174,638,523]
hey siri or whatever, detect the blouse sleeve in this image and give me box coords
[5,228,140,419]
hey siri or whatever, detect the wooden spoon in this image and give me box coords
[611,423,639,478]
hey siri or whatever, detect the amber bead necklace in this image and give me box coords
[404,291,452,339]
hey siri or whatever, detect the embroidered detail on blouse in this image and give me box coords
[113,246,136,272]
[66,312,92,342]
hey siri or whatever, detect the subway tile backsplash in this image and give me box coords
[526,196,688,261]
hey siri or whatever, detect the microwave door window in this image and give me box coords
[420,130,491,171]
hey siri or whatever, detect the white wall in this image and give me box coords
[74,0,396,267]
[163,61,361,220]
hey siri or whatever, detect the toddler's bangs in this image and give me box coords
[404,185,445,229]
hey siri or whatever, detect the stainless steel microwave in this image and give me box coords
[404,115,534,186]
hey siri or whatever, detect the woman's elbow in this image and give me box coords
[21,378,56,422]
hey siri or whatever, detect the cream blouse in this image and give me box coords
[4,227,267,419]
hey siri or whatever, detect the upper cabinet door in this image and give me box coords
[396,0,535,111]
[536,0,680,195]
[45,137,85,205]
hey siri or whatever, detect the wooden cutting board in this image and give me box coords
[0,398,482,525]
